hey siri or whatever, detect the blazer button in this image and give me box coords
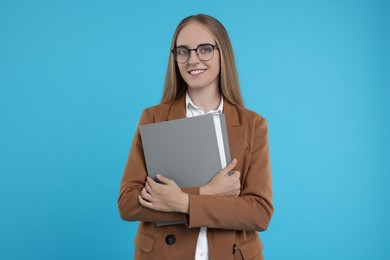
[233,244,237,254]
[165,234,176,245]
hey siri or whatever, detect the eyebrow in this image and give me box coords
[175,43,216,48]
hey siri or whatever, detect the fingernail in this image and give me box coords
[232,159,237,164]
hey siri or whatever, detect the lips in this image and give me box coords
[189,69,206,75]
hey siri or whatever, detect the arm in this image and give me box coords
[137,159,241,213]
[185,117,273,231]
[117,109,198,222]
[136,116,273,231]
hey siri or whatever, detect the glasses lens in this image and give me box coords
[174,47,189,63]
[197,45,214,61]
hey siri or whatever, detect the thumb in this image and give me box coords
[223,158,237,174]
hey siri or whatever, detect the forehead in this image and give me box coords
[176,22,216,47]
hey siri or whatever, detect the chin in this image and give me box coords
[186,84,207,90]
[186,80,214,89]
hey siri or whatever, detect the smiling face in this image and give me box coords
[175,22,221,92]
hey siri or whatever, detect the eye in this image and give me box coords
[176,47,189,56]
[198,45,213,53]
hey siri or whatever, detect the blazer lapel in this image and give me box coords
[223,100,244,162]
[166,95,186,121]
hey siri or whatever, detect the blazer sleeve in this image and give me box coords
[117,109,199,222]
[185,117,273,231]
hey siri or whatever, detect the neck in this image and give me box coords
[187,86,221,112]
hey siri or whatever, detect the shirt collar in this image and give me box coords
[185,92,224,116]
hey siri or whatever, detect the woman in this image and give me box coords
[118,14,273,260]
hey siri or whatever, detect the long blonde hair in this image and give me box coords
[161,14,244,106]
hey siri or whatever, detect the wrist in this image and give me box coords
[200,185,210,195]
[177,193,189,213]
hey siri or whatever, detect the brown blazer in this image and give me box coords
[118,95,273,260]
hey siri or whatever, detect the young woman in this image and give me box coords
[118,14,273,260]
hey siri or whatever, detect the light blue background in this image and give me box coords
[1,0,389,259]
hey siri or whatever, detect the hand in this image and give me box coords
[200,159,241,197]
[138,174,189,213]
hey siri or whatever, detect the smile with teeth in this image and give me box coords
[189,69,206,75]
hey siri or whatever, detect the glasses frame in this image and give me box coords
[171,44,219,64]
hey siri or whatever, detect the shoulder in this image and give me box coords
[144,102,171,116]
[139,102,172,124]
[235,106,267,129]
[233,106,269,147]
[237,106,265,120]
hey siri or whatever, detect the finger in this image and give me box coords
[141,188,152,201]
[157,174,174,185]
[228,170,238,177]
[138,195,155,210]
[222,159,237,174]
[146,176,156,189]
[232,171,241,180]
[145,181,153,193]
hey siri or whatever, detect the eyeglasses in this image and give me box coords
[172,44,219,64]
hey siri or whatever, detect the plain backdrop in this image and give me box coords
[1,0,389,259]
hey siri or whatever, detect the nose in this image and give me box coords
[187,49,201,64]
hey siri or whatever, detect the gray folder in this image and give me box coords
[140,112,231,188]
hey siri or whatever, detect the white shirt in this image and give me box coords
[185,92,224,260]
